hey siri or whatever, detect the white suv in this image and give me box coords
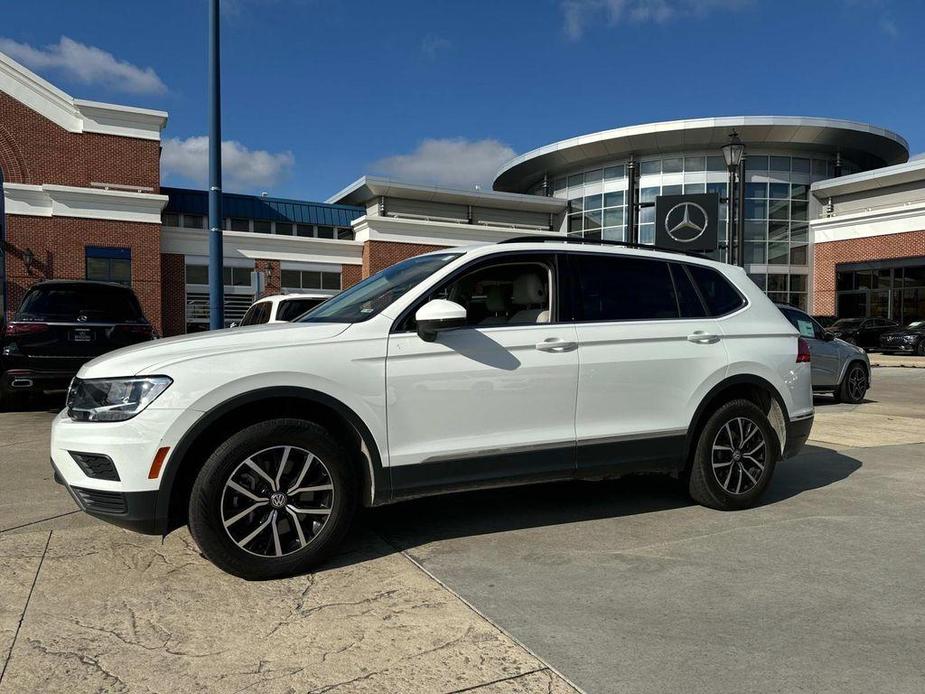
[51,239,814,579]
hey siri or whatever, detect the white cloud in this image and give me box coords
[161,136,295,192]
[561,0,751,40]
[420,34,452,60]
[0,36,167,95]
[371,138,517,189]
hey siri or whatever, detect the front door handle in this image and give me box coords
[536,337,578,352]
[687,331,721,344]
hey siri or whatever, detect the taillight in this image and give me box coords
[4,322,49,337]
[796,337,811,363]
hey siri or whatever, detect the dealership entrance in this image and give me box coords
[835,257,925,323]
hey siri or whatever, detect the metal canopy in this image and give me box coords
[493,116,909,193]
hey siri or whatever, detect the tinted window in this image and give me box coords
[572,254,678,321]
[15,285,145,322]
[687,265,745,316]
[240,302,271,326]
[434,261,552,327]
[670,264,707,318]
[780,307,822,339]
[276,298,324,321]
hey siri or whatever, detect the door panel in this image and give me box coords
[574,319,727,474]
[386,323,579,494]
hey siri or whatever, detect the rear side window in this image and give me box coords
[240,301,271,326]
[15,285,145,322]
[670,264,707,318]
[572,254,679,321]
[276,298,324,321]
[687,265,746,316]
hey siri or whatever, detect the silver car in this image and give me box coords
[778,305,871,404]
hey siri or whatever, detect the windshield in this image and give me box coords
[832,318,864,328]
[300,253,462,323]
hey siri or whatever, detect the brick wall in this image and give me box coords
[4,216,163,332]
[0,92,160,190]
[160,253,186,337]
[342,264,362,288]
[813,229,925,314]
[255,259,281,298]
[362,240,448,279]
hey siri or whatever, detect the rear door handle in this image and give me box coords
[535,337,578,352]
[687,331,721,344]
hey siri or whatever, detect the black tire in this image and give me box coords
[688,399,780,511]
[835,362,868,404]
[916,340,925,357]
[189,418,357,580]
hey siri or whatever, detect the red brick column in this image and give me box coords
[812,230,925,314]
[255,259,281,297]
[362,240,448,279]
[342,264,362,288]
[160,253,186,337]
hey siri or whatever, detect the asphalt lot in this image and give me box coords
[2,367,924,693]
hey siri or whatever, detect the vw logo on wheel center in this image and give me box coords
[664,201,709,243]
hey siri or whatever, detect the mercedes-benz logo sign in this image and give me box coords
[664,202,709,243]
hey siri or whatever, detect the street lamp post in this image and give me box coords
[208,0,224,330]
[721,131,745,265]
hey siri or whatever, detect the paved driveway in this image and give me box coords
[2,369,923,693]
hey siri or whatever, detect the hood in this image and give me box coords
[882,328,925,338]
[78,322,351,378]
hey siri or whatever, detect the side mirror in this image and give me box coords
[415,299,466,342]
[823,331,835,341]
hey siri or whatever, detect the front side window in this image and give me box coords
[301,253,461,324]
[572,254,678,322]
[431,261,553,327]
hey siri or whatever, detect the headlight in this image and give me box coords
[67,376,172,422]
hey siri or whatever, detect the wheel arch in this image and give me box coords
[155,387,388,535]
[684,374,790,473]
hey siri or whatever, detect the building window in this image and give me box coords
[253,220,272,234]
[336,227,355,240]
[86,247,131,286]
[162,213,179,227]
[276,222,293,235]
[316,226,334,239]
[228,218,249,232]
[281,268,341,291]
[182,214,204,229]
[296,224,314,237]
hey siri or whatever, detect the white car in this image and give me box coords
[51,238,814,579]
[236,293,329,326]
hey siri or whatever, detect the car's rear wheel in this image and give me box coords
[917,340,925,357]
[189,418,357,579]
[688,399,779,511]
[835,363,868,404]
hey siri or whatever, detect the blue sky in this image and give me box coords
[2,0,922,200]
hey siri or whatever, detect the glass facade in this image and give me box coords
[547,151,852,312]
[836,263,925,323]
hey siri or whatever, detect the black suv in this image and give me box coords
[1,281,154,407]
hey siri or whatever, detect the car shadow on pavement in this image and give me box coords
[347,446,862,559]
[812,394,876,407]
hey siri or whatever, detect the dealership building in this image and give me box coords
[2,49,925,335]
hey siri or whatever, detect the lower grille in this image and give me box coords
[72,487,127,515]
[69,452,120,481]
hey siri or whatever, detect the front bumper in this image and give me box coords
[52,457,160,533]
[50,407,203,535]
[783,415,814,459]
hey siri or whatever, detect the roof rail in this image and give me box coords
[496,234,711,259]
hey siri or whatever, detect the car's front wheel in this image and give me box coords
[917,340,925,357]
[688,399,780,510]
[189,418,357,579]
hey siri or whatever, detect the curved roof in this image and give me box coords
[493,116,909,193]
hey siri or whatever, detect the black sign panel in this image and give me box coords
[654,193,719,251]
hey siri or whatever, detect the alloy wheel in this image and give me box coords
[847,367,867,402]
[220,445,334,558]
[711,417,767,495]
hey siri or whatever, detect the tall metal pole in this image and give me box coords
[626,157,638,244]
[208,0,224,330]
[736,158,746,267]
[725,167,735,264]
